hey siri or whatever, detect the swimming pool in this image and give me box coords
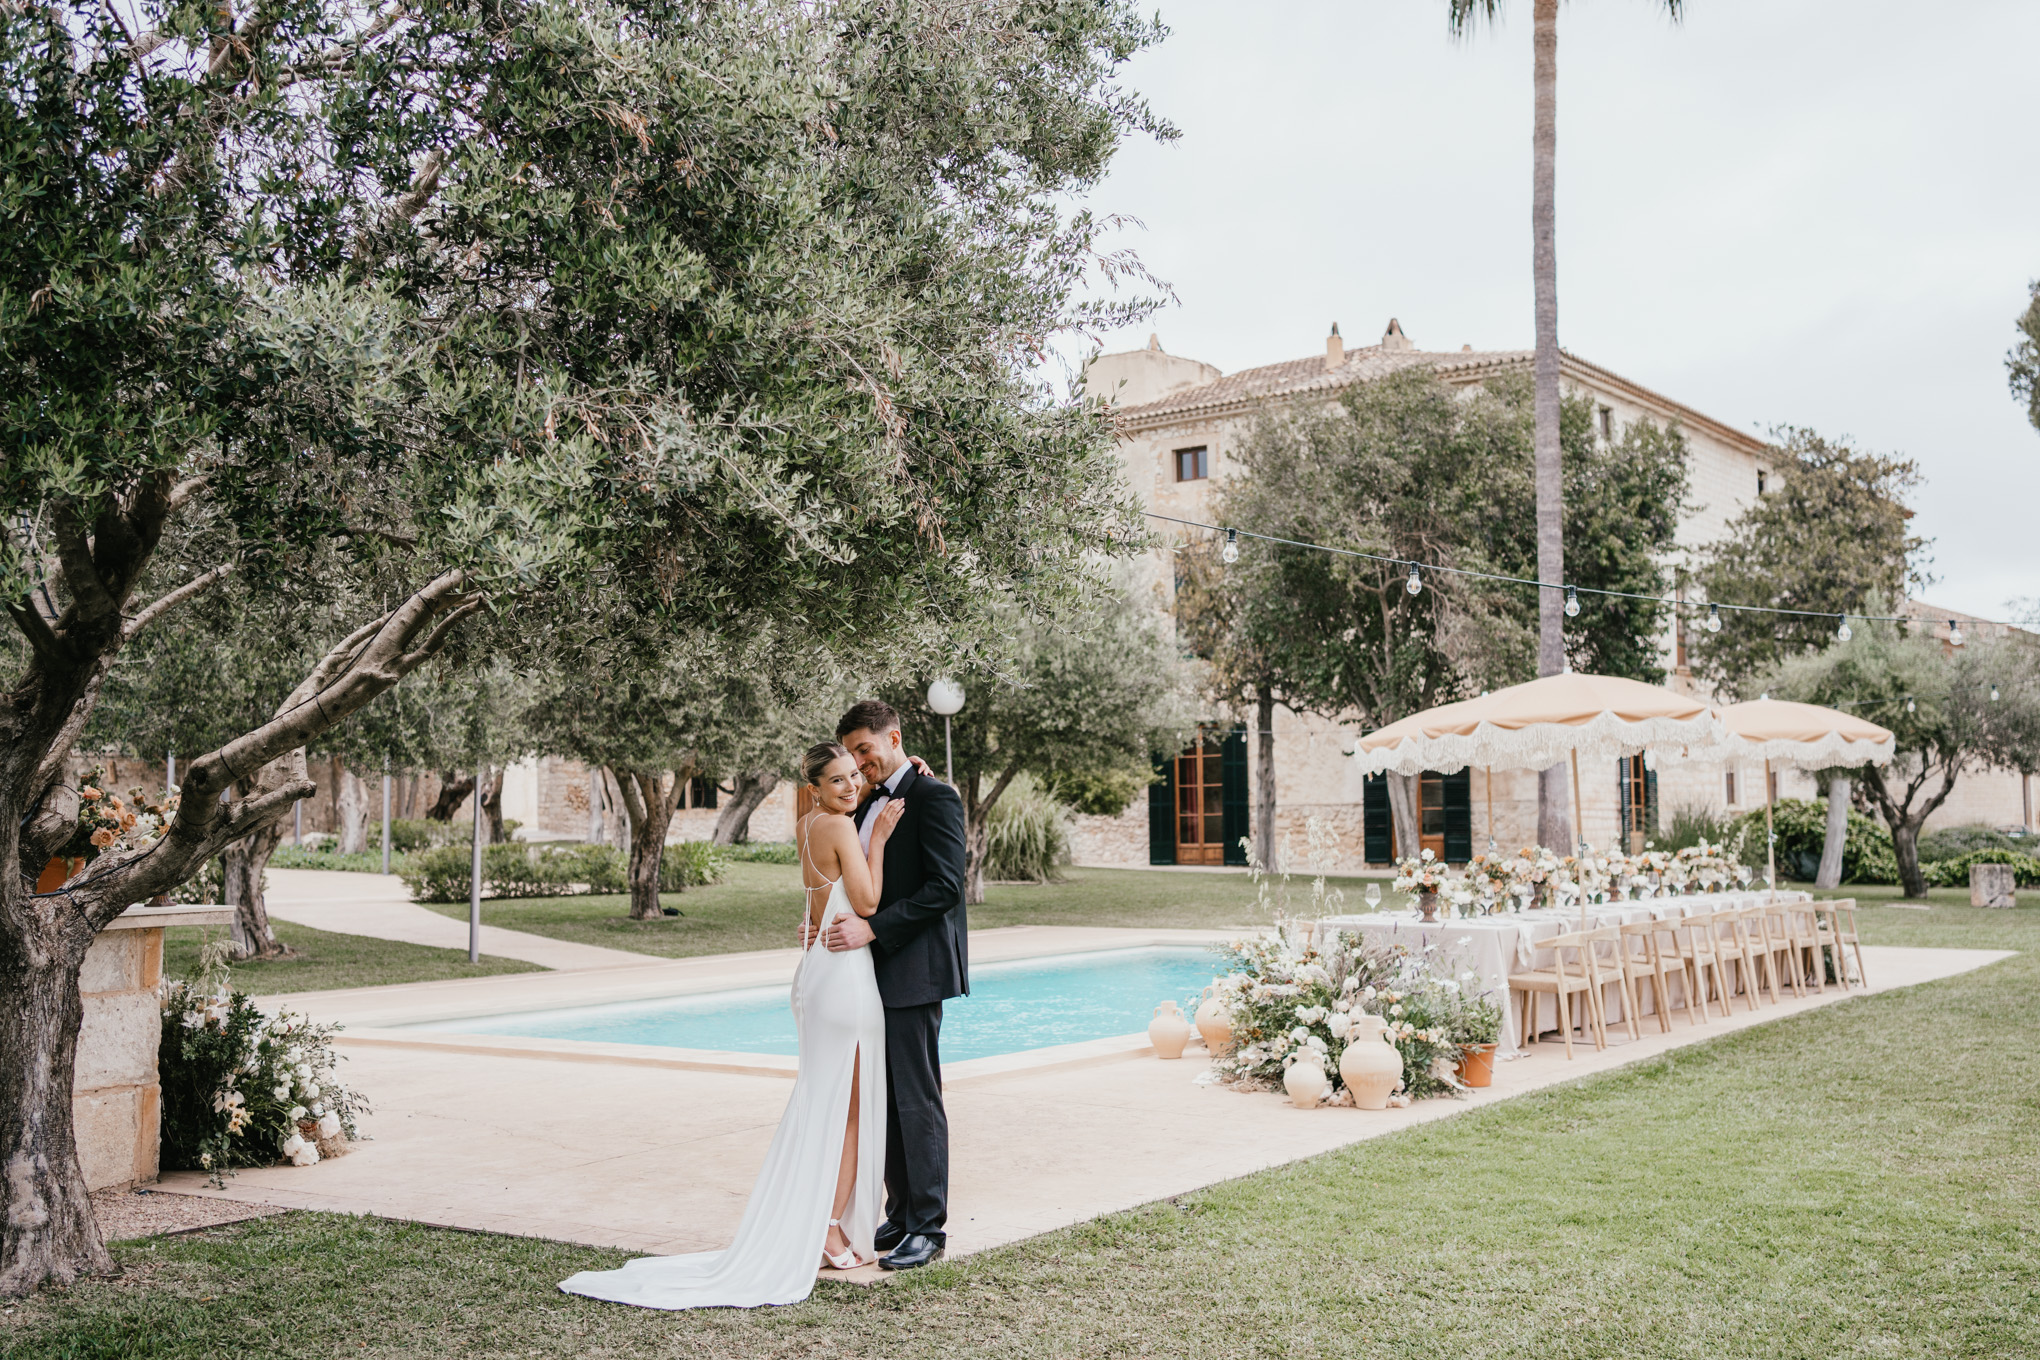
[402,947,1224,1062]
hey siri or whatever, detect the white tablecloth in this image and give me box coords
[1311,891,1813,1049]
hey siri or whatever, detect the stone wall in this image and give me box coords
[73,905,230,1192]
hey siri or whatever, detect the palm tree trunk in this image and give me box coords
[1252,685,1278,871]
[1531,0,1573,854]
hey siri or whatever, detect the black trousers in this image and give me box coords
[882,999,949,1241]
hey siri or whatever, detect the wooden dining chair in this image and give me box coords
[1717,908,1772,1009]
[1507,928,1610,1058]
[1753,900,1804,999]
[1618,919,1681,1034]
[1669,911,1732,1020]
[1645,917,1707,1027]
[1820,898,1867,990]
[1778,901,1825,996]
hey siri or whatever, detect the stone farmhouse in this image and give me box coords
[1067,320,2034,872]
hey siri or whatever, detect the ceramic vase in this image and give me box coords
[1283,1057,1330,1108]
[1148,1000,1192,1060]
[1417,891,1440,923]
[1338,1013,1405,1110]
[1455,1042,1499,1089]
[1193,987,1233,1056]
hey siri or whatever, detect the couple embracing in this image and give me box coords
[561,699,967,1310]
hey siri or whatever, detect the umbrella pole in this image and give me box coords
[1569,748,1586,928]
[1485,766,1494,852]
[1765,757,1776,903]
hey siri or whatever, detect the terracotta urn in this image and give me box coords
[1283,1056,1330,1108]
[1455,1042,1499,1089]
[1148,1000,1192,1060]
[1417,890,1440,924]
[1193,987,1233,1056]
[1338,1013,1405,1110]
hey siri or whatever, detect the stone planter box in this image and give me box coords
[75,903,232,1190]
[1970,863,2016,910]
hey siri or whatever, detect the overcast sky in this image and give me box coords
[1069,0,2040,622]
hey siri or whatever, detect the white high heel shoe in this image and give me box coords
[821,1219,861,1270]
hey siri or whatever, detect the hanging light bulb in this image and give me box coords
[1836,616,1853,642]
[1948,619,1964,647]
[1405,563,1422,595]
[1705,603,1722,633]
[1564,585,1580,618]
[1991,683,2001,703]
[1221,528,1239,565]
[1906,696,1917,714]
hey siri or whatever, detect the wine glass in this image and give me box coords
[1365,883,1382,914]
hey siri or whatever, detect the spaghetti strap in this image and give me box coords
[799,813,842,890]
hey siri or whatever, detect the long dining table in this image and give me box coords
[1309,890,1815,1050]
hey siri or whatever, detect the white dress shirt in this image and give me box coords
[857,760,912,855]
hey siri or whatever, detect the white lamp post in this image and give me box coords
[927,679,965,785]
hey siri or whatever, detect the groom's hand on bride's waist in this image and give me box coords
[823,915,877,951]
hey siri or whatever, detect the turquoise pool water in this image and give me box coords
[405,947,1224,1062]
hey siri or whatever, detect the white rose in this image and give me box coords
[289,1142,321,1167]
[316,1112,342,1139]
[1291,1026,1311,1042]
[288,1105,308,1122]
[272,1083,291,1100]
[294,1063,313,1080]
[281,1133,305,1158]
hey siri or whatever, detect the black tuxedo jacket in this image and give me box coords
[856,764,969,1008]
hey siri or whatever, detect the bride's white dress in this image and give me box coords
[559,867,886,1309]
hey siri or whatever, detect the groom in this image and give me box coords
[818,699,968,1270]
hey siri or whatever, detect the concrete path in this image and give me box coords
[263,867,654,971]
[164,939,2015,1274]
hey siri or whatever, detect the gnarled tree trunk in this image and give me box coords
[1386,769,1420,864]
[1815,774,1851,889]
[960,764,1019,907]
[713,770,779,845]
[426,769,474,822]
[336,759,370,854]
[0,902,111,1295]
[477,764,505,844]
[615,768,687,920]
[223,818,290,959]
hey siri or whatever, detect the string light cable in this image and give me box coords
[1151,511,2032,637]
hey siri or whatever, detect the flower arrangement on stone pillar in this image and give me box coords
[159,943,365,1182]
[55,767,177,865]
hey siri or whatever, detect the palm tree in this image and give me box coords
[1446,0,1684,852]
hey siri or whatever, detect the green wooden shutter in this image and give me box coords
[1645,766,1660,840]
[1362,774,1392,864]
[1220,727,1249,867]
[1442,770,1472,863]
[1147,751,1176,866]
[1617,761,1631,845]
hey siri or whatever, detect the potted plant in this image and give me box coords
[1450,989,1504,1088]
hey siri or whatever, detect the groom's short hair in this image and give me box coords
[836,699,900,740]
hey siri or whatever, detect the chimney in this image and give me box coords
[1381,318,1412,352]
[1324,322,1343,371]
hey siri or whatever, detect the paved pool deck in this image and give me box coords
[159,932,2015,1283]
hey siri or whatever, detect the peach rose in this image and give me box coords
[90,827,116,848]
[80,786,102,801]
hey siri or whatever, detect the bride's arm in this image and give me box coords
[835,801,904,917]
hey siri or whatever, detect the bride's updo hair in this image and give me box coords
[802,741,851,787]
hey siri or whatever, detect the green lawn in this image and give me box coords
[410,863,1344,959]
[15,901,2034,1357]
[162,921,540,994]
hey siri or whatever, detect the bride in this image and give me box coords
[560,741,903,1309]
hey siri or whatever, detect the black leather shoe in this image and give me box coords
[878,1234,944,1271]
[872,1221,905,1254]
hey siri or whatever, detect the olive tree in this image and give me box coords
[1,0,1165,1294]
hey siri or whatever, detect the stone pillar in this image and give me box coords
[73,904,232,1190]
[1970,862,2016,910]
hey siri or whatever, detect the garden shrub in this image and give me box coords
[985,774,1073,883]
[1917,822,2030,861]
[1725,797,1896,884]
[722,841,798,865]
[1658,803,1732,854]
[400,840,725,900]
[1922,848,2040,888]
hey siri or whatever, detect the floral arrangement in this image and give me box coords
[159,946,364,1181]
[1390,848,1447,898]
[53,767,177,866]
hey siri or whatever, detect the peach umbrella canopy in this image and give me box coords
[1352,672,1728,777]
[1707,699,1895,768]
